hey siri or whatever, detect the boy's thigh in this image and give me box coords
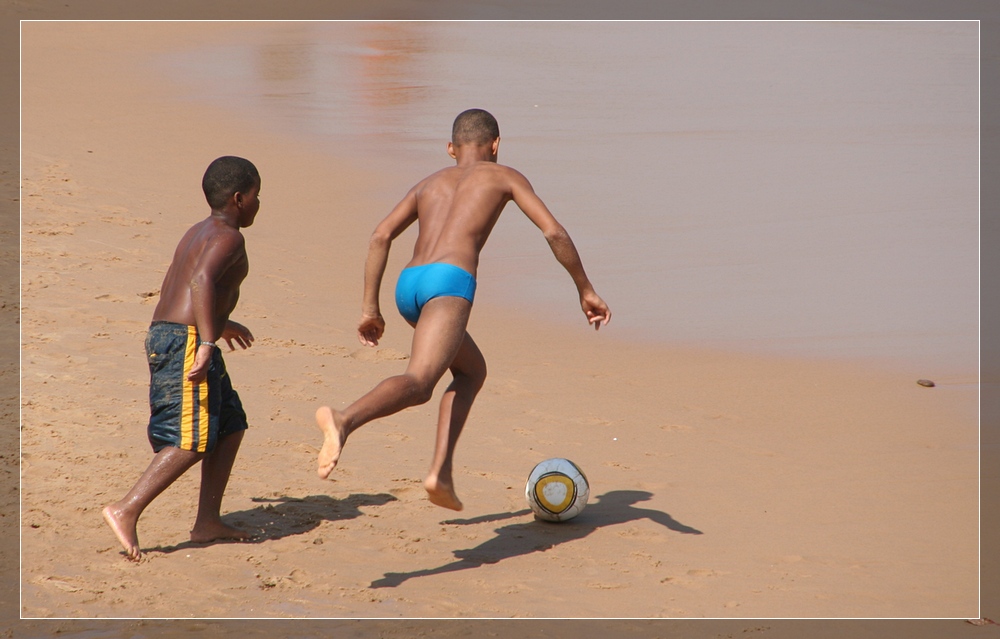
[407,297,473,380]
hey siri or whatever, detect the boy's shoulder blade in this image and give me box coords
[198,217,245,246]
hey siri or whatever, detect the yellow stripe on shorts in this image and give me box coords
[181,326,210,452]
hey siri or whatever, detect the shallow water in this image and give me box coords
[157,21,979,374]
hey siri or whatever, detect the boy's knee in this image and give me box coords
[472,363,487,390]
[406,376,436,405]
[460,362,487,392]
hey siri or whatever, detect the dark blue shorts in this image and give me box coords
[145,321,247,453]
[394,262,477,324]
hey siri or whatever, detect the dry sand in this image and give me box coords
[11,13,991,639]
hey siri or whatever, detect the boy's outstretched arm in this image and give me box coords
[544,225,612,329]
[509,171,611,330]
[358,189,419,346]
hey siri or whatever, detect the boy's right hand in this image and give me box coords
[186,344,213,382]
[358,312,386,347]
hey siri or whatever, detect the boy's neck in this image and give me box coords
[210,209,241,229]
[452,142,497,166]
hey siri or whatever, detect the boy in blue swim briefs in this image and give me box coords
[315,109,612,511]
[103,156,261,560]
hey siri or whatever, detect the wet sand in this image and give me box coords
[14,15,984,637]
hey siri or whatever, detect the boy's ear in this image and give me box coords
[447,141,457,159]
[491,137,500,156]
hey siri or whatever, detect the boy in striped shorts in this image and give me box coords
[103,156,261,561]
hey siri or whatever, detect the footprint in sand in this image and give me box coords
[99,205,152,226]
[604,461,634,470]
[388,484,422,499]
[349,348,409,362]
[36,576,82,593]
[587,581,628,590]
[681,404,742,423]
[487,378,528,397]
[659,423,693,432]
[383,431,413,444]
[25,224,78,236]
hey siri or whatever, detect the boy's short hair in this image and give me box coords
[202,156,260,209]
[452,109,500,146]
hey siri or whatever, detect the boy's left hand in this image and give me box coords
[582,291,611,330]
[222,320,255,350]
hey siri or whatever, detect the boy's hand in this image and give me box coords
[358,312,386,347]
[222,320,255,350]
[581,290,611,330]
[187,344,213,382]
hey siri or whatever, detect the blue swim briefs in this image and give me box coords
[145,321,247,453]
[394,262,477,323]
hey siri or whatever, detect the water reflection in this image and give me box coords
[241,23,435,142]
[357,22,432,114]
[254,35,315,84]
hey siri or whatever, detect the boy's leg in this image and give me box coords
[102,446,203,560]
[191,430,251,543]
[316,296,473,478]
[425,332,487,511]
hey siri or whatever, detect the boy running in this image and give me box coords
[103,156,261,560]
[315,109,611,511]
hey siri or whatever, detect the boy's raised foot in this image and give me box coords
[315,405,348,479]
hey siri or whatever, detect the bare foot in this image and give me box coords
[102,504,141,561]
[190,520,252,544]
[424,475,464,511]
[315,405,348,479]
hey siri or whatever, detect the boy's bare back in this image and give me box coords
[153,218,249,333]
[407,161,523,275]
[389,156,576,284]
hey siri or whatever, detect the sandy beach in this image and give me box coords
[14,15,988,638]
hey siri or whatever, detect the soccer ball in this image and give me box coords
[525,458,589,522]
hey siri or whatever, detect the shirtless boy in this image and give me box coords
[103,156,261,560]
[315,109,611,511]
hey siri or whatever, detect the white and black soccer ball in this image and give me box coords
[525,458,590,522]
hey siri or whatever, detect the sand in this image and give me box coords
[11,13,990,639]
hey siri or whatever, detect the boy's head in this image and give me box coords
[451,109,500,147]
[202,156,260,210]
